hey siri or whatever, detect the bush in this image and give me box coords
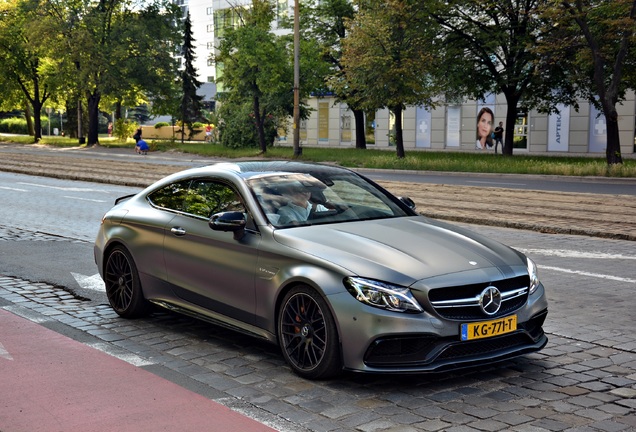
[217,102,278,149]
[154,122,170,128]
[0,118,28,134]
[114,119,138,141]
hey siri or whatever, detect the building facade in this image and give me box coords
[178,0,636,155]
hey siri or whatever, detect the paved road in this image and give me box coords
[1,143,635,240]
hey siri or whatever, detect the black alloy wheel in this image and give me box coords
[278,286,341,379]
[104,246,150,318]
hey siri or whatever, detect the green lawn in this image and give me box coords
[4,134,636,178]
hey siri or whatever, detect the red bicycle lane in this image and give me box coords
[0,308,276,432]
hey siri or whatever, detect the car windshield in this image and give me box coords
[246,170,411,228]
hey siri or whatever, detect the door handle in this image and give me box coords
[170,227,186,236]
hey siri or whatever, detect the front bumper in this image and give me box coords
[362,309,547,372]
[330,282,549,374]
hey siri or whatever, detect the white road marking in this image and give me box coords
[0,186,28,192]
[519,248,636,260]
[87,342,154,367]
[72,273,105,291]
[467,181,526,186]
[539,265,636,284]
[18,182,111,193]
[63,196,107,203]
[0,342,13,361]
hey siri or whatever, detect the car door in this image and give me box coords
[161,178,261,325]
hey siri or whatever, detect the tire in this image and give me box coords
[104,245,150,318]
[278,286,342,379]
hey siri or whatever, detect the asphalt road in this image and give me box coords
[1,143,636,240]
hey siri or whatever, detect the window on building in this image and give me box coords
[514,107,529,150]
[207,24,214,33]
[213,8,245,38]
[207,42,215,49]
[277,0,290,28]
[207,7,213,15]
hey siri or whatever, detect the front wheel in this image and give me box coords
[278,286,342,379]
[104,245,150,318]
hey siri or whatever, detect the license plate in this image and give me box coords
[461,315,517,341]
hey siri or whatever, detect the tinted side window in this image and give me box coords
[184,180,244,218]
[148,181,190,212]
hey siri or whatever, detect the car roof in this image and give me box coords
[199,161,352,180]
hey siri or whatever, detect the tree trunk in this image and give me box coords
[393,106,405,159]
[502,93,520,156]
[115,101,122,120]
[253,95,267,153]
[353,108,367,149]
[87,91,101,146]
[24,103,35,140]
[603,104,623,164]
[31,100,43,142]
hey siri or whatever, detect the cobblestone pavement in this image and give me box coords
[1,224,635,432]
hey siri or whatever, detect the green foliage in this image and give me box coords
[339,0,440,158]
[114,119,138,141]
[216,0,293,152]
[154,122,170,128]
[0,118,28,134]
[178,13,204,140]
[217,102,277,149]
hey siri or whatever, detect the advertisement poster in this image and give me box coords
[416,107,431,148]
[446,106,460,147]
[319,102,330,142]
[588,104,607,153]
[548,105,570,152]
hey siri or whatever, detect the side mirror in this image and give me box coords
[398,196,416,211]
[209,212,246,239]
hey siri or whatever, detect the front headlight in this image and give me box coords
[344,277,423,313]
[527,258,540,294]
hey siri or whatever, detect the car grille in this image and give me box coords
[427,275,530,320]
[364,310,547,369]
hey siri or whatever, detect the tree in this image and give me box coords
[216,0,294,153]
[304,0,369,149]
[339,0,439,158]
[178,12,203,142]
[428,0,567,156]
[538,0,636,165]
[0,0,58,142]
[41,0,180,146]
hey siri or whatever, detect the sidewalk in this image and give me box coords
[0,308,275,432]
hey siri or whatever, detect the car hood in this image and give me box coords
[272,217,526,285]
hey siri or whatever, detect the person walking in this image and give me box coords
[494,121,504,154]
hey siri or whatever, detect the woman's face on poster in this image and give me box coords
[478,111,493,140]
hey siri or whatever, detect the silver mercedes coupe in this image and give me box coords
[94,161,548,379]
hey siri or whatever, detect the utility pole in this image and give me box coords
[292,0,301,157]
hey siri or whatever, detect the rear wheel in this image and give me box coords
[104,245,150,318]
[278,286,342,379]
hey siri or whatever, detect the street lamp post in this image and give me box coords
[46,107,52,136]
[292,0,301,157]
